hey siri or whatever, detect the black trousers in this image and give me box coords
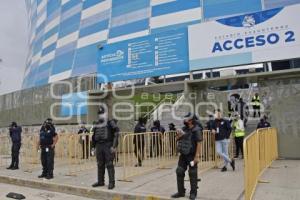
[41,147,55,176]
[150,133,162,157]
[234,137,244,157]
[133,135,145,165]
[11,143,21,167]
[81,135,90,159]
[253,106,261,118]
[96,142,115,184]
[176,154,198,195]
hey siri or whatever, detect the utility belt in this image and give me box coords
[96,140,113,144]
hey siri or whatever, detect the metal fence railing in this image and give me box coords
[243,128,278,200]
[1,129,235,182]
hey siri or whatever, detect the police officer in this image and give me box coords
[38,118,58,179]
[92,107,119,190]
[257,115,271,129]
[133,117,147,167]
[171,113,203,200]
[150,120,165,157]
[168,123,176,131]
[7,122,22,170]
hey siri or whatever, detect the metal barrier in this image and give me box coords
[243,128,278,200]
[1,130,235,181]
[121,130,235,181]
[66,133,96,176]
[0,135,11,167]
[121,132,167,181]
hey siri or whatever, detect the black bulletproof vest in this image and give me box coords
[94,125,113,142]
[177,131,193,155]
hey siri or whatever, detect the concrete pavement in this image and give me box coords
[254,160,300,200]
[0,183,95,200]
[0,159,245,200]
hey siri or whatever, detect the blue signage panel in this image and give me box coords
[97,28,189,83]
[60,91,88,117]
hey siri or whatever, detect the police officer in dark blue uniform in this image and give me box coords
[257,115,271,129]
[134,117,147,167]
[7,122,22,170]
[150,120,165,157]
[171,113,203,200]
[38,118,58,179]
[92,107,119,190]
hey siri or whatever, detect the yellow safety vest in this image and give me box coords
[252,96,260,106]
[233,121,245,137]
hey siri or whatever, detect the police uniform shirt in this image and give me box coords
[40,126,57,147]
[9,126,22,143]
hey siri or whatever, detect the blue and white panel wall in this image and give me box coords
[150,0,202,34]
[108,0,150,43]
[22,0,300,89]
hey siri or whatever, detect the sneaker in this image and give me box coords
[171,192,185,198]
[221,166,227,172]
[189,193,197,200]
[92,182,105,187]
[230,159,235,171]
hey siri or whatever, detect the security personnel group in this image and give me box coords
[6,104,271,199]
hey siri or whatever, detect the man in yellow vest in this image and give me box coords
[232,114,245,159]
[251,93,261,118]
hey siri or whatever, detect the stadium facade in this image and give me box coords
[23,0,300,89]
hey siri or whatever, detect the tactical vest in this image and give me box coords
[40,129,54,146]
[94,126,113,142]
[177,132,193,155]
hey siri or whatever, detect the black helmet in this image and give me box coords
[10,122,17,127]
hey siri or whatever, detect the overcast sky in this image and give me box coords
[0,0,28,95]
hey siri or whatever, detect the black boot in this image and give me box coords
[107,166,115,190]
[230,159,235,171]
[92,182,105,187]
[6,165,13,170]
[171,192,185,198]
[172,168,186,198]
[189,193,197,200]
[95,164,105,187]
[189,168,198,200]
[38,174,47,178]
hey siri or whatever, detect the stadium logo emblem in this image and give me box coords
[242,15,256,28]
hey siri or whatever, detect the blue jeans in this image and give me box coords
[216,139,231,167]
